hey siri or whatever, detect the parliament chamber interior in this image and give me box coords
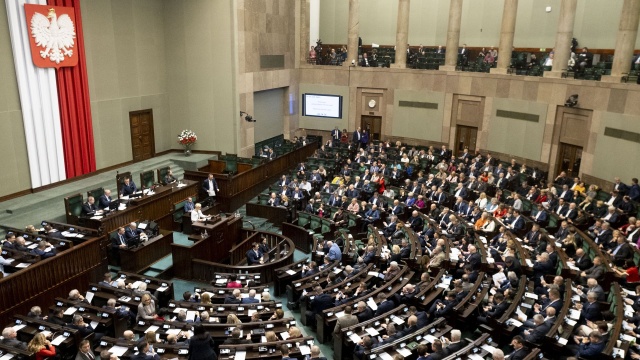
[2,0,640,360]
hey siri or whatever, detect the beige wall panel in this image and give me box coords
[486,98,548,161]
[392,89,445,142]
[319,0,348,44]
[592,112,640,181]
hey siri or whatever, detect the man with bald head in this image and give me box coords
[408,210,424,232]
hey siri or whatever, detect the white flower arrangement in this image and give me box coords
[178,130,197,145]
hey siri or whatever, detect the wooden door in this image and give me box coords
[130,110,155,161]
[455,125,478,155]
[555,143,582,178]
[361,116,382,141]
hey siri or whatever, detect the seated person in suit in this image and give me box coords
[442,329,465,355]
[125,222,143,240]
[76,339,96,360]
[44,224,65,239]
[246,242,263,265]
[68,314,95,338]
[241,289,259,304]
[81,196,98,216]
[99,189,114,209]
[183,197,195,212]
[164,169,177,184]
[224,289,242,304]
[506,335,529,360]
[111,227,128,250]
[478,292,508,324]
[119,177,137,197]
[223,328,251,344]
[1,327,27,350]
[523,314,550,344]
[32,240,56,259]
[573,331,605,359]
[130,341,160,360]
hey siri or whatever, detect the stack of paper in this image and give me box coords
[285,269,296,275]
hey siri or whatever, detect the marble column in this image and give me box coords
[299,0,310,65]
[602,0,640,82]
[392,0,411,68]
[544,0,577,78]
[440,0,463,71]
[491,0,518,74]
[347,0,360,66]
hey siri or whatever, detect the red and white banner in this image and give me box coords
[24,5,78,69]
[5,0,95,188]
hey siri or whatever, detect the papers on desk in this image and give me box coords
[90,216,103,220]
[481,344,497,354]
[138,223,148,230]
[390,315,404,325]
[156,285,168,292]
[468,354,485,360]
[397,348,412,357]
[568,263,580,271]
[516,307,527,321]
[613,348,626,358]
[492,272,507,287]
[186,311,197,322]
[280,331,290,340]
[571,294,581,302]
[247,309,257,317]
[423,334,437,343]
[131,281,142,289]
[90,321,99,329]
[365,328,379,336]
[172,307,188,314]
[13,324,26,331]
[298,345,311,356]
[335,311,345,318]
[507,318,523,327]
[51,335,66,346]
[76,234,84,238]
[40,330,52,338]
[377,352,394,360]
[177,183,187,188]
[215,278,227,284]
[367,298,378,311]
[0,354,15,360]
[61,231,77,237]
[165,328,182,335]
[349,333,362,343]
[108,346,129,357]
[118,296,132,302]
[621,334,636,344]
[565,318,577,327]
[118,204,127,210]
[333,267,343,274]
[145,325,159,333]
[569,309,581,320]
[85,291,94,304]
[121,196,130,200]
[557,337,568,345]
[285,269,297,275]
[27,243,38,249]
[64,307,77,315]
[524,292,538,300]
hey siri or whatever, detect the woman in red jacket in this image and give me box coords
[27,333,56,360]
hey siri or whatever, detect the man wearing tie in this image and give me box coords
[98,189,113,209]
[331,127,341,141]
[183,197,195,213]
[110,227,128,264]
[352,127,362,143]
[81,196,98,216]
[75,340,96,360]
[246,242,263,265]
[505,335,528,360]
[362,205,380,231]
[120,177,137,197]
[202,174,220,202]
[510,210,525,232]
[453,183,468,200]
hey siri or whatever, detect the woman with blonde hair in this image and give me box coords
[137,293,157,320]
[288,326,303,339]
[265,331,278,342]
[226,313,242,324]
[261,292,271,302]
[475,192,488,209]
[200,292,212,305]
[27,333,56,360]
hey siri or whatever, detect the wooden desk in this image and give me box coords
[119,230,174,273]
[67,181,199,234]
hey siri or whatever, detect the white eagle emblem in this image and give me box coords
[30,8,76,64]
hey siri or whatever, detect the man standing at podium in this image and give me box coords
[203,174,220,203]
[111,227,128,265]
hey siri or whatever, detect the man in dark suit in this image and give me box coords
[98,189,113,209]
[125,222,142,240]
[68,314,95,338]
[355,301,374,322]
[523,314,550,344]
[202,173,220,201]
[506,335,529,360]
[383,216,398,238]
[575,332,605,359]
[224,289,242,304]
[573,248,593,271]
[81,196,98,216]
[331,127,341,142]
[246,242,262,265]
[533,204,548,225]
[408,210,424,232]
[352,127,362,143]
[130,341,160,360]
[75,340,96,360]
[509,210,525,232]
[308,286,334,326]
[119,177,137,197]
[396,315,419,338]
[223,328,252,344]
[374,293,395,316]
[399,239,411,258]
[578,292,603,322]
[609,232,633,265]
[478,292,508,323]
[0,327,27,350]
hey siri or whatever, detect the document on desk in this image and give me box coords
[481,344,497,354]
[349,333,362,343]
[377,352,394,360]
[138,223,148,230]
[299,345,311,356]
[391,315,404,325]
[397,348,412,357]
[145,325,159,333]
[172,307,188,314]
[13,324,26,331]
[177,183,187,188]
[108,346,129,357]
[16,263,30,268]
[90,321,99,329]
[365,328,379,336]
[156,285,168,292]
[468,354,485,360]
[85,291,94,304]
[280,332,290,340]
[165,328,181,335]
[64,307,77,315]
[334,311,345,318]
[366,298,378,311]
[247,309,257,317]
[569,309,581,320]
[0,354,15,360]
[51,335,66,346]
[90,216,103,220]
[186,311,197,322]
[285,269,297,275]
